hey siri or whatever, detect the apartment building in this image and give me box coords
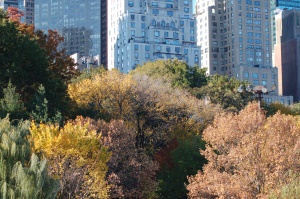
[34,0,107,67]
[107,0,200,72]
[0,0,34,24]
[195,0,293,104]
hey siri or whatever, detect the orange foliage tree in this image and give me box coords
[187,103,300,198]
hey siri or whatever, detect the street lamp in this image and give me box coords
[238,85,268,109]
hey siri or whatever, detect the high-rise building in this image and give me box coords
[0,0,34,24]
[195,0,293,104]
[195,0,274,89]
[271,0,300,54]
[274,9,300,102]
[34,0,107,67]
[107,0,200,72]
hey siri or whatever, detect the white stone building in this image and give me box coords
[107,0,200,72]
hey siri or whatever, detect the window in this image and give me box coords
[173,32,178,38]
[166,3,173,8]
[164,32,169,37]
[175,47,180,53]
[184,49,188,54]
[167,11,173,16]
[244,72,249,78]
[252,73,258,78]
[190,21,194,27]
[131,30,135,36]
[131,22,135,28]
[131,14,135,20]
[145,45,150,51]
[128,1,134,7]
[141,15,146,21]
[152,20,156,26]
[184,7,189,13]
[153,9,159,15]
[152,2,158,7]
[154,30,160,37]
[166,46,170,52]
[134,44,139,50]
[156,45,161,51]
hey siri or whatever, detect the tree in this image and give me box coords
[68,71,220,151]
[29,117,111,198]
[0,9,78,119]
[156,136,207,199]
[94,120,159,199]
[0,82,27,120]
[187,103,300,198]
[131,59,207,89]
[196,74,254,111]
[0,117,59,199]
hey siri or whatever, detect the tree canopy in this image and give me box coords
[187,103,300,198]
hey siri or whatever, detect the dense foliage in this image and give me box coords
[0,9,78,120]
[187,103,300,198]
[0,117,58,199]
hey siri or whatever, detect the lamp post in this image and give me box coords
[238,85,268,110]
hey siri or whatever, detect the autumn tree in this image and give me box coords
[69,70,220,151]
[0,117,59,199]
[187,103,300,198]
[90,119,159,199]
[0,8,78,119]
[29,117,111,198]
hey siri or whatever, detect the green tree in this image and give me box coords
[0,82,27,120]
[131,59,207,89]
[156,136,207,199]
[197,74,254,111]
[0,117,59,199]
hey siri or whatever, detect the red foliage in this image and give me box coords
[7,7,23,22]
[154,138,179,170]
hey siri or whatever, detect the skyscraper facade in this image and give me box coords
[107,0,200,72]
[0,0,34,24]
[195,0,274,90]
[274,9,300,102]
[35,0,107,66]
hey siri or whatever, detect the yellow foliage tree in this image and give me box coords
[29,117,111,198]
[68,69,134,119]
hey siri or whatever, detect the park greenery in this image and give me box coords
[1,8,300,199]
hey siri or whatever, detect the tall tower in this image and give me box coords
[274,9,300,102]
[35,0,107,68]
[107,0,200,72]
[0,0,34,24]
[195,0,275,92]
